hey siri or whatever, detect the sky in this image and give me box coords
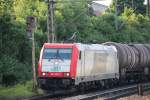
[144,0,147,5]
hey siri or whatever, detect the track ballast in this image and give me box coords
[24,82,150,100]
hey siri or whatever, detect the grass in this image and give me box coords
[0,81,43,100]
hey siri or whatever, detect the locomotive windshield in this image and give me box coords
[43,48,72,60]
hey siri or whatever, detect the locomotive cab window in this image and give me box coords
[43,48,72,60]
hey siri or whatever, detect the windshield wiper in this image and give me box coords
[56,50,64,61]
[48,56,56,61]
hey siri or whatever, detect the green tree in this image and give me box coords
[116,0,146,14]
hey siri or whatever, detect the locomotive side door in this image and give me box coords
[82,50,94,76]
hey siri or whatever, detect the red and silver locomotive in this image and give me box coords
[38,42,150,90]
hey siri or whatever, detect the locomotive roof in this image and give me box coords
[44,43,75,48]
[75,43,117,52]
[43,43,117,52]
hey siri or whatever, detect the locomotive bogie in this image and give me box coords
[38,77,74,90]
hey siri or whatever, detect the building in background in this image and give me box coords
[91,0,113,16]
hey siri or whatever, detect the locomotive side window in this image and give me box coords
[43,48,72,60]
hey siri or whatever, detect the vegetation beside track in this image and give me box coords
[0,81,43,100]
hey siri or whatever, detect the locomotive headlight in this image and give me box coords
[66,73,69,76]
[42,72,46,76]
[64,72,70,77]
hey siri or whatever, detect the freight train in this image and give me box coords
[38,42,150,90]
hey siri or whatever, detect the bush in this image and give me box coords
[0,55,32,86]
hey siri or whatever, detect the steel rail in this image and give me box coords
[23,82,150,100]
[62,82,150,100]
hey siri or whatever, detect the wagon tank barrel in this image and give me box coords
[103,42,150,69]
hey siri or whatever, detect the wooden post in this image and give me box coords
[26,16,37,92]
[47,0,55,43]
[32,27,37,91]
[47,0,50,43]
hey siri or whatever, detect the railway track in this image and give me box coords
[24,82,150,100]
[63,82,150,100]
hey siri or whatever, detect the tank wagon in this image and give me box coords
[104,42,150,81]
[38,42,150,90]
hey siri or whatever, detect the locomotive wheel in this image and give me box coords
[78,83,85,92]
[85,82,90,90]
[108,79,114,88]
[104,80,110,89]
